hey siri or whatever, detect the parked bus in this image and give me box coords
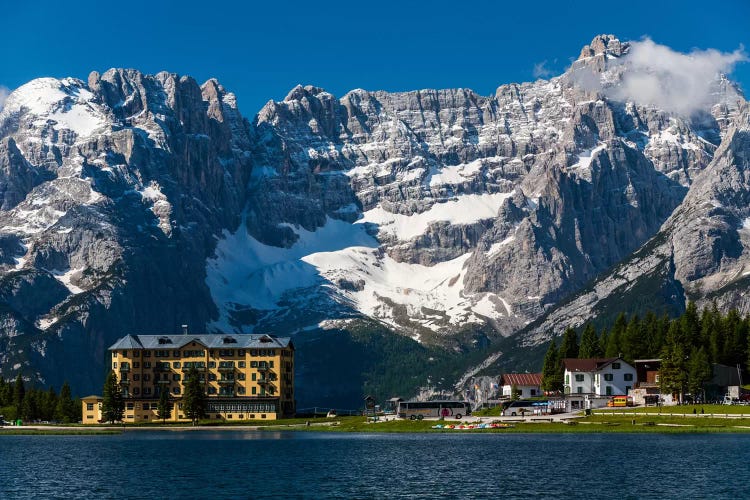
[501,400,550,416]
[397,401,471,420]
[607,396,634,407]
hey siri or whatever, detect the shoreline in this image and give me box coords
[4,413,750,434]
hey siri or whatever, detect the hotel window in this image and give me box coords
[252,373,257,381]
[144,362,151,368]
[144,388,152,395]
[127,403,134,410]
[208,362,216,368]
[238,350,245,356]
[113,362,117,369]
[269,361,274,368]
[237,387,246,394]
[173,374,181,381]
[173,387,180,394]
[238,361,246,368]
[134,362,140,368]
[134,388,140,395]
[250,350,258,357]
[624,373,633,381]
[208,373,216,381]
[86,403,94,411]
[143,374,151,381]
[133,374,140,381]
[133,351,140,357]
[238,373,245,381]
[565,374,569,384]
[251,361,258,368]
[577,387,583,394]
[144,351,151,357]
[655,374,660,383]
[612,363,621,369]
[575,374,584,382]
[208,387,217,394]
[173,350,180,357]
[604,374,613,381]
[252,387,257,395]
[112,352,118,358]
[173,362,180,368]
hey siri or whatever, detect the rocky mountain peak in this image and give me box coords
[578,34,627,60]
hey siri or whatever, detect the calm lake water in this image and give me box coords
[1,431,749,499]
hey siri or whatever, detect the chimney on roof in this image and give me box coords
[182,324,188,335]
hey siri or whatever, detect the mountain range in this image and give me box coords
[0,35,747,407]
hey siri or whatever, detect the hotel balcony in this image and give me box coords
[218,363,235,372]
[218,379,235,385]
[181,364,206,372]
[156,380,171,385]
[119,379,130,385]
[119,365,130,373]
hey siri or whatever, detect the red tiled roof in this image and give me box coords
[562,358,620,372]
[501,373,542,387]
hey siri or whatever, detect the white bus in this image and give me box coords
[397,400,471,420]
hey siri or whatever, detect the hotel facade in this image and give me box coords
[83,332,295,423]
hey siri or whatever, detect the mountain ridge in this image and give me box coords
[0,35,747,406]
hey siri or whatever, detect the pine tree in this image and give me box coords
[687,347,711,400]
[101,371,124,424]
[55,382,76,423]
[579,324,603,358]
[681,301,702,349]
[13,373,25,420]
[605,313,626,358]
[559,327,579,359]
[157,388,172,423]
[660,323,687,403]
[623,315,648,362]
[510,383,520,401]
[182,367,207,425]
[541,339,562,392]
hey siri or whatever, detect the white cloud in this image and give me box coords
[533,60,553,79]
[0,86,9,112]
[573,38,747,115]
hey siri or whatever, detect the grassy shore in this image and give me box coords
[6,411,750,435]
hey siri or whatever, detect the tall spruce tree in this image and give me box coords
[687,347,712,400]
[541,339,562,392]
[605,314,627,357]
[55,382,76,423]
[660,323,688,403]
[579,324,603,358]
[13,373,25,420]
[157,388,172,423]
[623,315,648,362]
[183,367,207,425]
[101,371,124,423]
[559,327,579,359]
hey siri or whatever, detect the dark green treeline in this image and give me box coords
[0,373,81,423]
[542,303,750,392]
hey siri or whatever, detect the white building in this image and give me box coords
[563,357,637,397]
[500,373,543,399]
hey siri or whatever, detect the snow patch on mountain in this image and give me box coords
[2,77,105,138]
[360,192,514,241]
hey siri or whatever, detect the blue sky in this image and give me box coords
[2,0,748,116]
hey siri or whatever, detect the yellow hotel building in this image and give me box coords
[83,332,295,423]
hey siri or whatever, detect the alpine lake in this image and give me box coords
[2,430,749,499]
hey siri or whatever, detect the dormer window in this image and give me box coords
[158,337,172,345]
[223,336,237,344]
